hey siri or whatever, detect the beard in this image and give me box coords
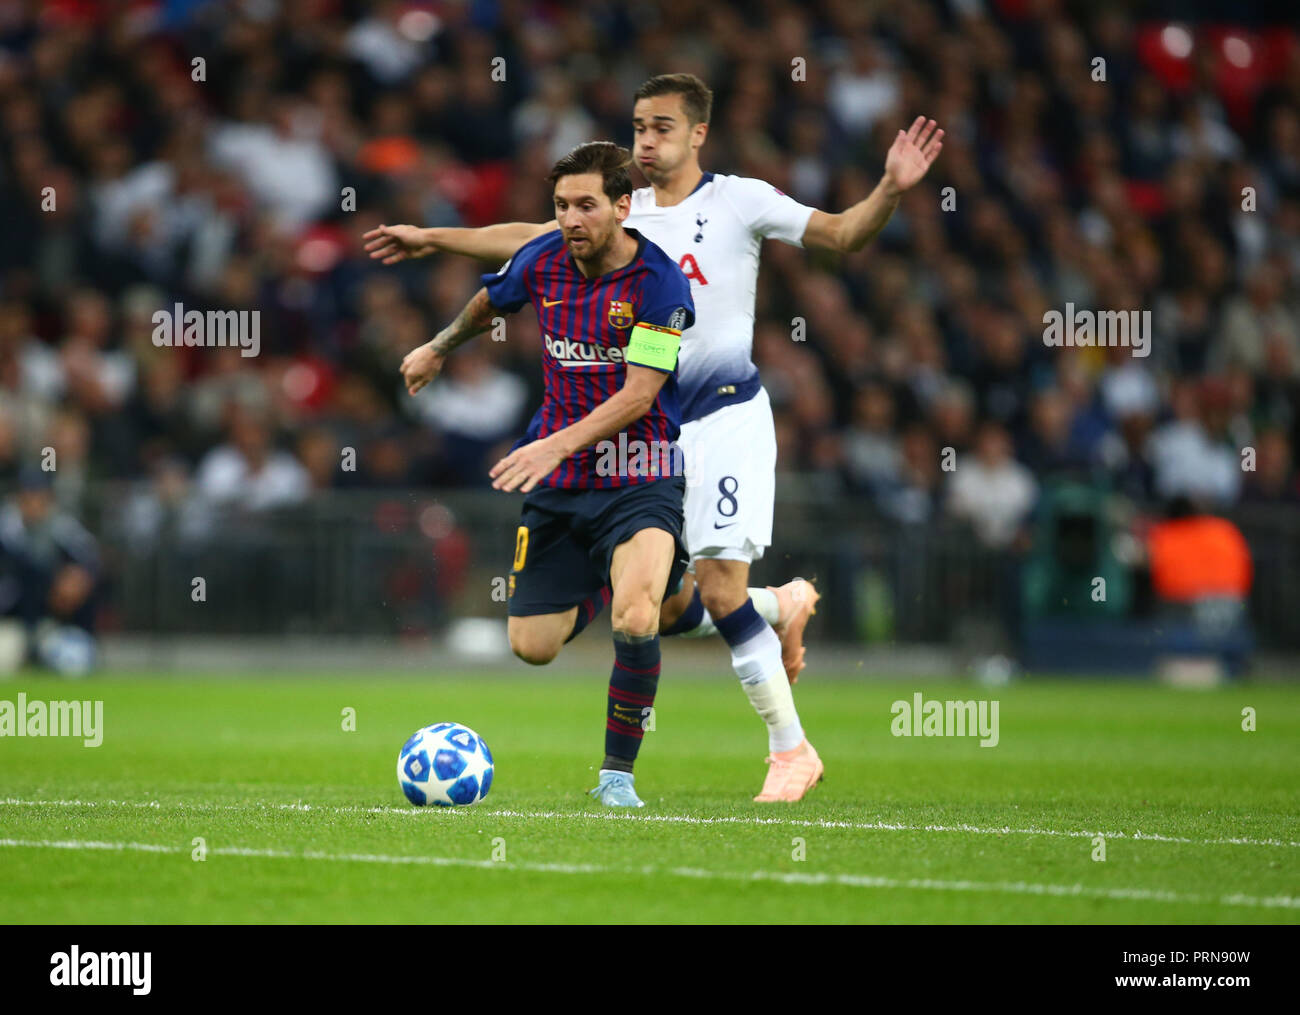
[568,227,615,266]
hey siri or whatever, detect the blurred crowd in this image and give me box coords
[2,0,1300,559]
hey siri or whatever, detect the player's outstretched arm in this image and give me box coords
[364,221,559,265]
[802,115,943,254]
[489,365,668,493]
[400,287,498,396]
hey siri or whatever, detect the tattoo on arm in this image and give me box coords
[429,288,497,355]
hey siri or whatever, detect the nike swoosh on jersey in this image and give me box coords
[541,298,564,307]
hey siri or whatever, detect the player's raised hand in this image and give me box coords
[490,436,565,493]
[363,223,433,264]
[883,116,944,193]
[400,342,445,396]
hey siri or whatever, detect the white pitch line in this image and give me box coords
[3,797,1298,850]
[1,836,1296,910]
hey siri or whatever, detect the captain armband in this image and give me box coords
[625,323,682,371]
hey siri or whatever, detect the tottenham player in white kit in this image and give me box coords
[366,74,943,802]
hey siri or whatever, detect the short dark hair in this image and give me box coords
[633,73,713,126]
[547,141,634,204]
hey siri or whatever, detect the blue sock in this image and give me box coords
[713,600,767,648]
[661,586,705,637]
[603,634,660,770]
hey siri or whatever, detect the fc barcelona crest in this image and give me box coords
[608,300,634,329]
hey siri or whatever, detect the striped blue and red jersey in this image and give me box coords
[481,227,695,490]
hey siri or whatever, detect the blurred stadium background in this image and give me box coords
[2,0,1299,678]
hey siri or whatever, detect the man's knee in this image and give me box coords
[508,623,563,666]
[696,562,750,619]
[612,599,659,639]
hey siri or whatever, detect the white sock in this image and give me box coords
[747,587,781,626]
[681,587,781,638]
[728,622,804,753]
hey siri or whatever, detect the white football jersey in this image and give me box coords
[623,173,814,422]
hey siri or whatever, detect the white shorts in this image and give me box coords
[678,386,776,566]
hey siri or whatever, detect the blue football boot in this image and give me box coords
[587,770,645,808]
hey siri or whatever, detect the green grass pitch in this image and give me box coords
[1,671,1297,923]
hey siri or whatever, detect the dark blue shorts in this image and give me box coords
[507,476,688,617]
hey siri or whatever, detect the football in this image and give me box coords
[397,722,494,806]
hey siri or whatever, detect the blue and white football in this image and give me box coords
[397,722,494,806]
